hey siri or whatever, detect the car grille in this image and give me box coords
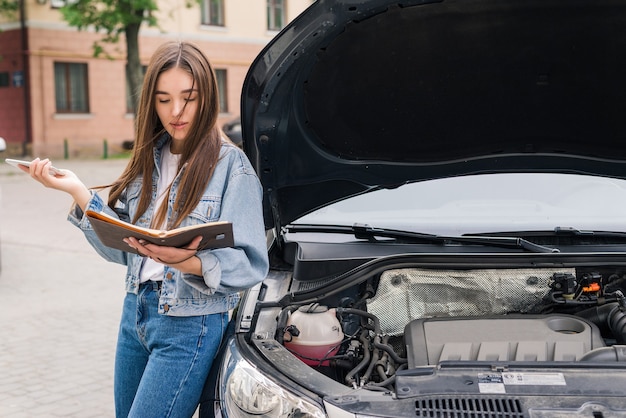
[415,396,524,418]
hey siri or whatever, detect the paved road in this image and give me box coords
[0,158,132,417]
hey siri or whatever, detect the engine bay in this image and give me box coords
[272,267,626,392]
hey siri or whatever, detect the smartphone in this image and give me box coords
[5,158,65,176]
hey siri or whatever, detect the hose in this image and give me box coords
[579,346,626,362]
[577,302,626,344]
[345,330,371,386]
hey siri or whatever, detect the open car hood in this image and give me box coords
[241,0,626,232]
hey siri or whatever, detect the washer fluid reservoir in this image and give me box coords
[284,304,344,366]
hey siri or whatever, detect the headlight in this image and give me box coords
[219,338,326,418]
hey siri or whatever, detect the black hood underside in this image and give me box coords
[306,0,626,162]
[242,0,626,230]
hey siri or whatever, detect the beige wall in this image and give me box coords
[24,0,313,39]
[27,29,134,158]
[1,0,313,158]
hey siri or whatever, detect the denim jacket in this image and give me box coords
[68,137,269,316]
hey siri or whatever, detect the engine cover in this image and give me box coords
[404,315,605,368]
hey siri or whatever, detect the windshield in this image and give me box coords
[294,173,626,236]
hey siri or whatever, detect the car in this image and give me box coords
[202,0,626,417]
[222,117,242,148]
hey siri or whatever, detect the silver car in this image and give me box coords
[203,0,626,416]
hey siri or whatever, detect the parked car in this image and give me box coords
[203,0,626,417]
[222,117,242,148]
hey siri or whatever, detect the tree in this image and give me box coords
[0,0,18,17]
[60,0,160,112]
[0,0,19,61]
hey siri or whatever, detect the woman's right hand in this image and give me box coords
[24,158,92,210]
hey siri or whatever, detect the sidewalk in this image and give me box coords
[0,158,128,417]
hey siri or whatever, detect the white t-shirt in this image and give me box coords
[139,144,181,283]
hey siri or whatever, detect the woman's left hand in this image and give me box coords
[124,236,203,272]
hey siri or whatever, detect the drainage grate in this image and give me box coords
[292,278,336,292]
[415,396,524,418]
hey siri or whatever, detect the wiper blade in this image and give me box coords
[287,224,559,253]
[554,226,626,238]
[554,226,596,235]
[353,224,559,253]
[454,235,560,253]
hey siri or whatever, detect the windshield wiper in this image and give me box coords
[554,226,626,238]
[451,234,559,253]
[352,224,559,253]
[287,224,559,253]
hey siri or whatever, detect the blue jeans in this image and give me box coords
[114,281,227,418]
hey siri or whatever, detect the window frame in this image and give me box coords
[215,68,228,113]
[201,0,225,27]
[267,0,286,31]
[0,72,9,88]
[51,0,77,9]
[54,61,90,114]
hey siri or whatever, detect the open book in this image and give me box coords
[86,210,234,254]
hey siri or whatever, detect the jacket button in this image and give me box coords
[163,304,170,312]
[166,272,173,280]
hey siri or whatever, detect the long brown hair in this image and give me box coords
[108,41,222,229]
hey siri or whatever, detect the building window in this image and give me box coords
[201,0,225,26]
[54,62,89,113]
[0,72,9,88]
[267,0,286,31]
[215,69,228,113]
[51,0,77,9]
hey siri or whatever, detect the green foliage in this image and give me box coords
[57,0,202,110]
[60,0,160,57]
[0,0,19,19]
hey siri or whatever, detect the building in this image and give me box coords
[0,0,313,158]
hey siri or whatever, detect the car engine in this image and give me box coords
[276,267,626,391]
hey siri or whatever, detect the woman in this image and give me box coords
[22,41,269,417]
